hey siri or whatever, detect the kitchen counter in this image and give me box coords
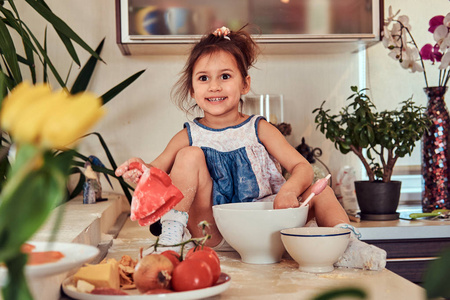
[23,194,432,299]
[354,214,450,241]
[105,217,426,300]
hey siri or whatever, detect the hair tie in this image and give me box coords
[213,26,231,40]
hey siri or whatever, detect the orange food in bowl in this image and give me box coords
[27,251,65,265]
[21,243,65,265]
[20,243,36,254]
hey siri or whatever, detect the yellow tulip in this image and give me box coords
[40,92,105,149]
[11,90,69,145]
[1,82,105,149]
[1,82,52,132]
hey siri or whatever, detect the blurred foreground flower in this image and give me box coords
[1,82,105,149]
[0,82,105,300]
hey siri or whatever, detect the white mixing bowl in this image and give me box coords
[212,202,308,264]
[280,227,351,273]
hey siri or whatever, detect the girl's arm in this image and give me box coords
[258,119,314,209]
[148,128,190,173]
[115,128,190,182]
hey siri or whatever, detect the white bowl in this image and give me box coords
[281,227,351,273]
[212,202,308,264]
[0,242,99,300]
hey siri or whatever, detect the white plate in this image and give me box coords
[0,241,99,282]
[62,273,231,300]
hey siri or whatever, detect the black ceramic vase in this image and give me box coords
[422,86,449,212]
[354,181,402,220]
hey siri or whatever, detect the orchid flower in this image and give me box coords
[440,51,450,70]
[383,6,450,88]
[385,6,400,26]
[400,46,424,73]
[428,15,445,33]
[428,13,450,71]
[420,43,443,64]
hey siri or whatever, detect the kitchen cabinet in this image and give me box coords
[355,217,450,283]
[115,0,383,55]
[366,237,450,283]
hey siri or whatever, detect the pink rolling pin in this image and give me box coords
[300,174,331,207]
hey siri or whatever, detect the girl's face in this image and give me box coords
[191,50,250,120]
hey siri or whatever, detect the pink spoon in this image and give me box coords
[300,174,331,207]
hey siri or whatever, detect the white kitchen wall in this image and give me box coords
[16,0,449,192]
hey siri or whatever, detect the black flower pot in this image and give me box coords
[354,181,402,221]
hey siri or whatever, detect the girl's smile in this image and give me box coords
[206,97,227,102]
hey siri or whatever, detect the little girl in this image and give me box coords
[116,26,386,270]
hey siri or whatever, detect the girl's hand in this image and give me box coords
[115,157,147,184]
[273,191,300,209]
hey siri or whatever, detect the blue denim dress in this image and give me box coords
[184,115,285,205]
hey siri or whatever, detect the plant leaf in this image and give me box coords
[0,18,22,84]
[20,22,66,88]
[0,72,12,104]
[70,38,105,95]
[423,247,450,299]
[35,0,81,66]
[100,69,146,105]
[43,26,48,83]
[312,287,367,300]
[2,253,33,300]
[76,133,133,202]
[24,0,100,62]
[0,5,36,83]
[68,167,85,199]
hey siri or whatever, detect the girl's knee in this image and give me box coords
[308,185,337,209]
[174,146,206,169]
[322,185,336,199]
[176,146,204,160]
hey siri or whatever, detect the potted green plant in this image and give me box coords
[313,86,430,220]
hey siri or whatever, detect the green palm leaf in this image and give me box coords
[0,5,36,83]
[34,0,81,66]
[80,132,133,202]
[24,0,101,63]
[101,69,146,105]
[70,38,105,95]
[68,167,85,200]
[0,18,21,85]
[19,21,66,87]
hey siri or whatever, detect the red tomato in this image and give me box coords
[186,245,219,261]
[160,250,181,267]
[186,250,221,284]
[171,259,213,291]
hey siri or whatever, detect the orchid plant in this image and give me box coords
[382,6,450,88]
